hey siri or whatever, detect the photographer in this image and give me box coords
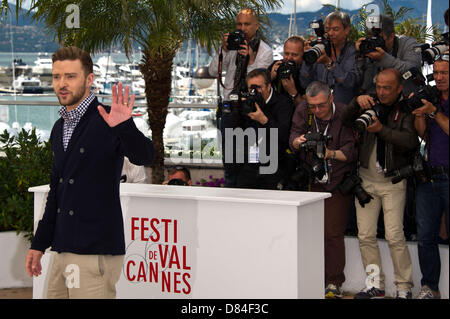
[269,36,306,106]
[289,81,357,298]
[356,15,422,95]
[208,8,273,187]
[163,166,192,186]
[412,56,449,299]
[300,11,359,105]
[222,68,293,189]
[208,8,273,101]
[342,68,418,299]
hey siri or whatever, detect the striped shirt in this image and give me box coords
[58,93,95,151]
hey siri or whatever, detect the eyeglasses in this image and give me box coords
[307,101,330,110]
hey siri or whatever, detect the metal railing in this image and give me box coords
[0,94,217,109]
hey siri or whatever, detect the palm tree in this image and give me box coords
[1,0,281,183]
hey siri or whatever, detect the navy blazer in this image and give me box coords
[31,97,155,255]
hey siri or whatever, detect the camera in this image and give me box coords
[277,60,298,80]
[402,68,441,111]
[240,85,265,116]
[338,172,373,207]
[222,93,239,115]
[227,29,247,51]
[354,102,388,133]
[415,33,449,64]
[387,153,429,184]
[359,28,386,55]
[277,151,314,191]
[304,19,331,65]
[300,132,332,159]
[168,178,189,186]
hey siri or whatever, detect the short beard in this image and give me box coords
[58,79,88,108]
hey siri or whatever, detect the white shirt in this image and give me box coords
[121,156,147,183]
[208,39,273,100]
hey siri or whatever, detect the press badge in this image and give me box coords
[249,146,259,163]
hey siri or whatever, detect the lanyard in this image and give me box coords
[312,102,336,135]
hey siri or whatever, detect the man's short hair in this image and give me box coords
[305,81,332,99]
[238,8,257,19]
[168,165,191,181]
[246,68,271,85]
[376,68,403,85]
[52,46,94,76]
[380,15,395,37]
[325,11,351,29]
[285,36,305,47]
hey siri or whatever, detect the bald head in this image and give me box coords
[376,68,403,105]
[236,8,259,40]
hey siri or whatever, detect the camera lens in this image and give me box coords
[354,185,373,207]
[423,44,447,64]
[304,44,325,64]
[354,109,376,133]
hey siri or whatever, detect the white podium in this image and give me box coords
[29,183,330,299]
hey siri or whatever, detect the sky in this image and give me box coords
[272,0,374,14]
[11,0,374,14]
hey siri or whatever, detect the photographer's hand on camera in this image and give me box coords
[246,102,268,125]
[356,95,376,110]
[281,75,299,98]
[292,134,307,150]
[238,40,257,65]
[366,115,383,133]
[356,37,386,61]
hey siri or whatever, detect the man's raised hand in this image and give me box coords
[98,82,135,127]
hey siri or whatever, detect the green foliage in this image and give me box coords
[0,129,52,241]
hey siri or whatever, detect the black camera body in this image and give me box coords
[168,178,189,186]
[359,28,386,55]
[388,153,429,184]
[415,32,449,64]
[354,102,388,133]
[277,151,323,191]
[227,29,247,51]
[407,85,440,110]
[304,19,332,65]
[338,172,373,207]
[240,86,265,116]
[277,151,315,191]
[277,60,298,80]
[300,132,332,159]
[402,68,441,111]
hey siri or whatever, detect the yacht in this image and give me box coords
[12,75,43,94]
[31,53,53,75]
[7,58,32,76]
[119,63,142,79]
[96,56,118,78]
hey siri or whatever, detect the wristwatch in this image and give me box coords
[290,93,298,101]
[428,108,438,119]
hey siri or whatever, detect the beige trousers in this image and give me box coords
[356,176,413,290]
[46,252,124,299]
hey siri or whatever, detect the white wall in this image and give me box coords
[0,231,32,288]
[343,237,449,298]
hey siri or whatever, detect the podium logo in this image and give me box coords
[65,264,80,289]
[66,4,80,29]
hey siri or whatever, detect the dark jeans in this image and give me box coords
[416,174,449,292]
